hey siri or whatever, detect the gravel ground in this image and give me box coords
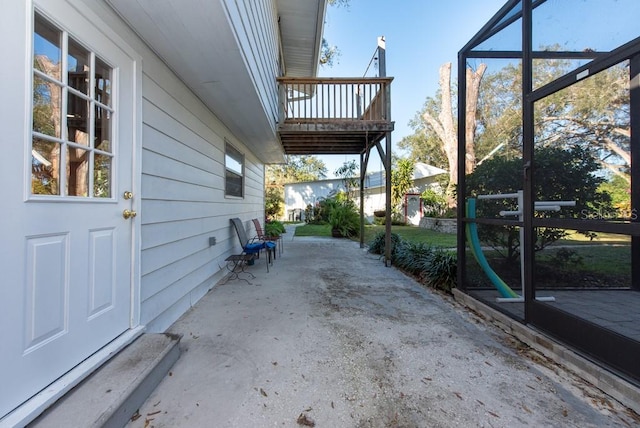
[127,236,638,428]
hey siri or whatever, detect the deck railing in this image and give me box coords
[277,77,392,123]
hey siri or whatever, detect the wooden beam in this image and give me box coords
[279,121,393,133]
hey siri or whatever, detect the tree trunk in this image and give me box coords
[465,64,487,174]
[423,62,486,206]
[423,63,457,206]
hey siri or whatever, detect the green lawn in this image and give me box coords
[363,225,457,247]
[293,223,332,237]
[294,223,457,247]
[293,223,628,249]
[558,231,630,245]
[294,223,630,286]
[541,245,630,275]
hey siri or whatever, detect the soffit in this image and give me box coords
[277,0,327,77]
[106,0,326,163]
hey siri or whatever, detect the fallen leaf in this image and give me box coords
[488,411,500,418]
[130,411,141,421]
[522,404,532,414]
[260,388,268,397]
[454,392,463,400]
[297,413,315,427]
[562,409,568,417]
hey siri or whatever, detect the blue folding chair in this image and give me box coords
[230,218,275,271]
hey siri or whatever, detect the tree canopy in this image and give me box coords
[266,155,327,186]
[320,0,350,67]
[391,158,415,216]
[466,145,612,261]
[265,155,327,219]
[402,53,630,210]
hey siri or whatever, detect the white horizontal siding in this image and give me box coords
[223,0,280,128]
[139,71,265,329]
[68,0,268,332]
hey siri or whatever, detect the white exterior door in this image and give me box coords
[0,2,137,418]
[405,193,422,226]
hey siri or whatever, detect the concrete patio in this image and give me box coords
[31,227,640,427]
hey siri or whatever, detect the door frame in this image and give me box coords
[404,192,423,226]
[2,0,142,425]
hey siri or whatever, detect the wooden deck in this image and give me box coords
[277,77,394,154]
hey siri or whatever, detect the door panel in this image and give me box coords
[0,3,136,418]
[88,228,116,318]
[25,234,69,351]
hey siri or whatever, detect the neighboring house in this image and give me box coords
[284,178,346,221]
[1,0,327,423]
[284,162,446,225]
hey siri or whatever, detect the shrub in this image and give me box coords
[368,231,401,256]
[368,232,457,292]
[421,188,448,217]
[265,187,283,220]
[329,200,360,238]
[393,241,429,274]
[465,146,612,263]
[265,220,285,237]
[421,249,457,292]
[306,198,338,224]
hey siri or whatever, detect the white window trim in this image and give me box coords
[29,11,116,201]
[225,140,244,198]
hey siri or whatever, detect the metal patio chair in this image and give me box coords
[252,218,282,256]
[230,218,275,271]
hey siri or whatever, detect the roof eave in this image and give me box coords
[277,0,327,78]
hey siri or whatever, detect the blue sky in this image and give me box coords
[316,0,507,177]
[316,0,640,178]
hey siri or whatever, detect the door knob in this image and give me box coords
[123,191,133,200]
[123,209,137,219]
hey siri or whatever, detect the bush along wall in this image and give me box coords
[368,232,457,293]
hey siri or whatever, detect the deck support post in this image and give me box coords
[377,36,392,267]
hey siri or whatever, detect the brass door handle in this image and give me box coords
[123,209,137,219]
[123,191,133,200]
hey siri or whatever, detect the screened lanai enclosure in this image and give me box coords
[457,0,640,385]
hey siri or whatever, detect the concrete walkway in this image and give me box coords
[126,229,636,427]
